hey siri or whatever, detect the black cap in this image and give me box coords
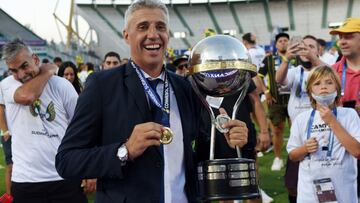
[275,33,290,43]
[173,55,189,67]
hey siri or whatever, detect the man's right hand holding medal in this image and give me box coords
[125,122,166,161]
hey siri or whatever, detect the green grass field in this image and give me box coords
[0,125,291,203]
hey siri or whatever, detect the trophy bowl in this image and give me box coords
[188,35,260,201]
[188,35,257,97]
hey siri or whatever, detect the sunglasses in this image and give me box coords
[177,64,188,70]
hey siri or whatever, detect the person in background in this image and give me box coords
[243,32,267,95]
[242,32,266,71]
[287,65,360,203]
[53,57,63,68]
[173,55,189,77]
[258,32,291,171]
[102,51,121,70]
[317,38,337,65]
[58,61,83,94]
[1,39,88,203]
[41,58,49,64]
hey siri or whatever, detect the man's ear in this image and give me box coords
[123,29,129,45]
[33,54,40,66]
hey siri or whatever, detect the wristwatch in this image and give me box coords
[117,143,128,166]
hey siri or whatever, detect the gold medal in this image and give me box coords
[160,127,174,144]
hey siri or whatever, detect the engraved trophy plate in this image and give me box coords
[229,171,249,179]
[228,163,249,171]
[229,179,250,187]
[207,172,226,180]
[207,165,227,172]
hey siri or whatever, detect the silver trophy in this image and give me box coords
[188,35,260,201]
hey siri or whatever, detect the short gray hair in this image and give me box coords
[124,0,169,29]
[1,39,33,63]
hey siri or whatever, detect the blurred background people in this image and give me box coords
[102,51,121,70]
[173,55,189,76]
[58,61,83,94]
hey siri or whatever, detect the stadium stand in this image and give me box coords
[76,0,360,58]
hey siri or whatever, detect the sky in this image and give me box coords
[0,0,81,43]
[0,0,243,44]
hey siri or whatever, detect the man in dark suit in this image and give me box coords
[55,0,248,202]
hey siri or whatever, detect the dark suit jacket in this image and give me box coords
[55,63,202,203]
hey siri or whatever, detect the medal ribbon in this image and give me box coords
[306,108,337,158]
[297,67,304,97]
[131,60,170,127]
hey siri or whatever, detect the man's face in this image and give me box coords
[123,8,169,69]
[6,49,40,83]
[299,38,319,62]
[103,56,121,70]
[338,32,360,58]
[275,37,289,53]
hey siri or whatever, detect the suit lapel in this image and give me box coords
[124,63,151,121]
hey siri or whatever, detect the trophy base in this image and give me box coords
[197,158,261,201]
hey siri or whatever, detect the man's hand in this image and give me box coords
[285,42,301,60]
[126,122,162,160]
[257,131,271,151]
[219,108,248,148]
[304,137,318,153]
[81,179,97,194]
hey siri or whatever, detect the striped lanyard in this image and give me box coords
[131,60,170,127]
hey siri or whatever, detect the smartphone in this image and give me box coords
[289,36,302,55]
[290,36,302,46]
[343,100,356,109]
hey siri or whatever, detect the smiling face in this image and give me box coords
[123,8,169,73]
[6,49,40,83]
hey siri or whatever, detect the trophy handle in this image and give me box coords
[188,76,217,160]
[232,72,251,158]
